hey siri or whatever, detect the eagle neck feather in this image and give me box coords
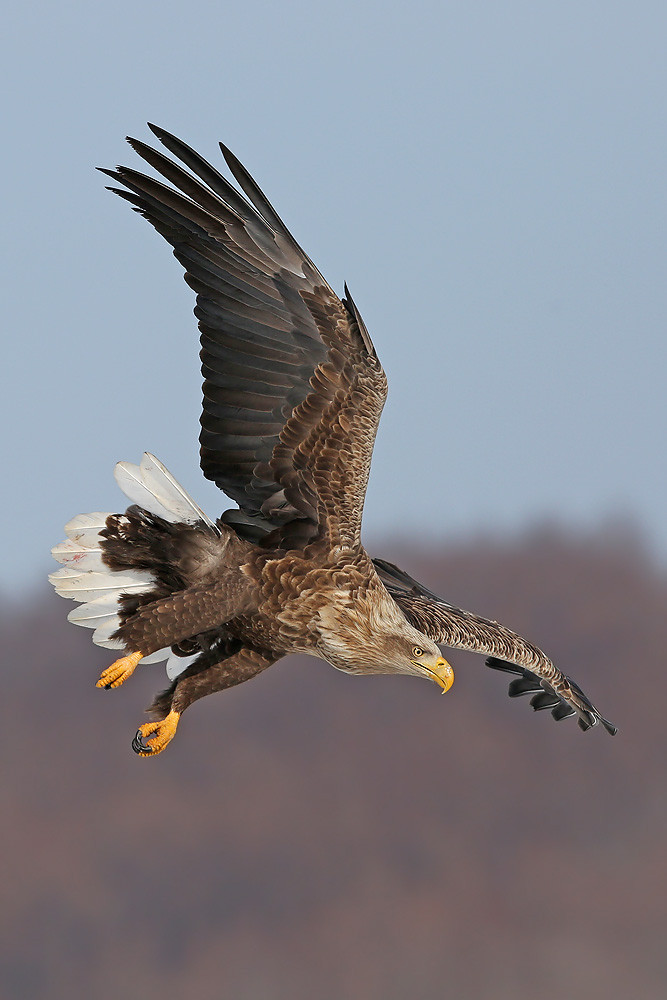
[316,578,412,674]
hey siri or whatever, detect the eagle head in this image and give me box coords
[385,622,454,693]
[317,595,454,693]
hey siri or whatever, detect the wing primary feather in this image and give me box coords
[218,143,294,239]
[486,656,524,676]
[508,675,543,697]
[126,136,246,228]
[218,141,328,286]
[530,691,562,711]
[147,123,268,229]
[551,702,577,721]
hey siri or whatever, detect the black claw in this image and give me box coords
[132,730,152,755]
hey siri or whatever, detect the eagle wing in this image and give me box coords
[374,558,617,735]
[102,125,387,549]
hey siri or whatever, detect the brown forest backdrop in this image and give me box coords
[2,526,666,999]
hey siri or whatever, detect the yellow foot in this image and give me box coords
[96,651,143,689]
[132,710,181,757]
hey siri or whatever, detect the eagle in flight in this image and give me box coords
[49,126,616,755]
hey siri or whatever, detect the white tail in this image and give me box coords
[49,453,214,671]
[166,651,199,680]
[114,452,219,533]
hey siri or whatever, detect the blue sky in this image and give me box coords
[3,0,665,593]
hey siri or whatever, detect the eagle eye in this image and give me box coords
[412,646,424,657]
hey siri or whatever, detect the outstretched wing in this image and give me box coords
[102,125,387,549]
[374,558,617,735]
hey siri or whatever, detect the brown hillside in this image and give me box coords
[2,527,665,1000]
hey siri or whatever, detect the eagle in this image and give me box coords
[49,125,616,755]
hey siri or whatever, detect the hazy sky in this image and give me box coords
[3,0,665,593]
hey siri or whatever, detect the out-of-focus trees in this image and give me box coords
[2,527,665,1000]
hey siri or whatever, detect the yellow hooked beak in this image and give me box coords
[414,655,454,694]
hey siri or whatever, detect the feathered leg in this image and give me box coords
[132,646,277,757]
[117,577,254,655]
[96,573,254,690]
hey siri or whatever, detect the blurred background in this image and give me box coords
[2,1,665,997]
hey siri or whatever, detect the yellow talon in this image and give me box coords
[96,651,143,689]
[132,709,181,757]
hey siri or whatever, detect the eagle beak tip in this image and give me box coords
[434,656,454,694]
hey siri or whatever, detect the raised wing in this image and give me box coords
[374,558,617,735]
[102,125,387,549]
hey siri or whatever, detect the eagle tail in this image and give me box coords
[112,453,219,534]
[49,453,217,679]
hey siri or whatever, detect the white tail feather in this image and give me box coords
[49,566,153,603]
[114,453,219,532]
[92,620,125,648]
[51,453,215,657]
[68,595,120,629]
[166,651,199,680]
[141,647,171,664]
[51,540,105,572]
[65,513,112,547]
[140,453,218,531]
[114,462,180,521]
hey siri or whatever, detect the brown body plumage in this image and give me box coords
[50,126,616,754]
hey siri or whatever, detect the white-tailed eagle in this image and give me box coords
[49,126,616,755]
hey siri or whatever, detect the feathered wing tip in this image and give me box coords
[49,454,215,673]
[486,657,618,735]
